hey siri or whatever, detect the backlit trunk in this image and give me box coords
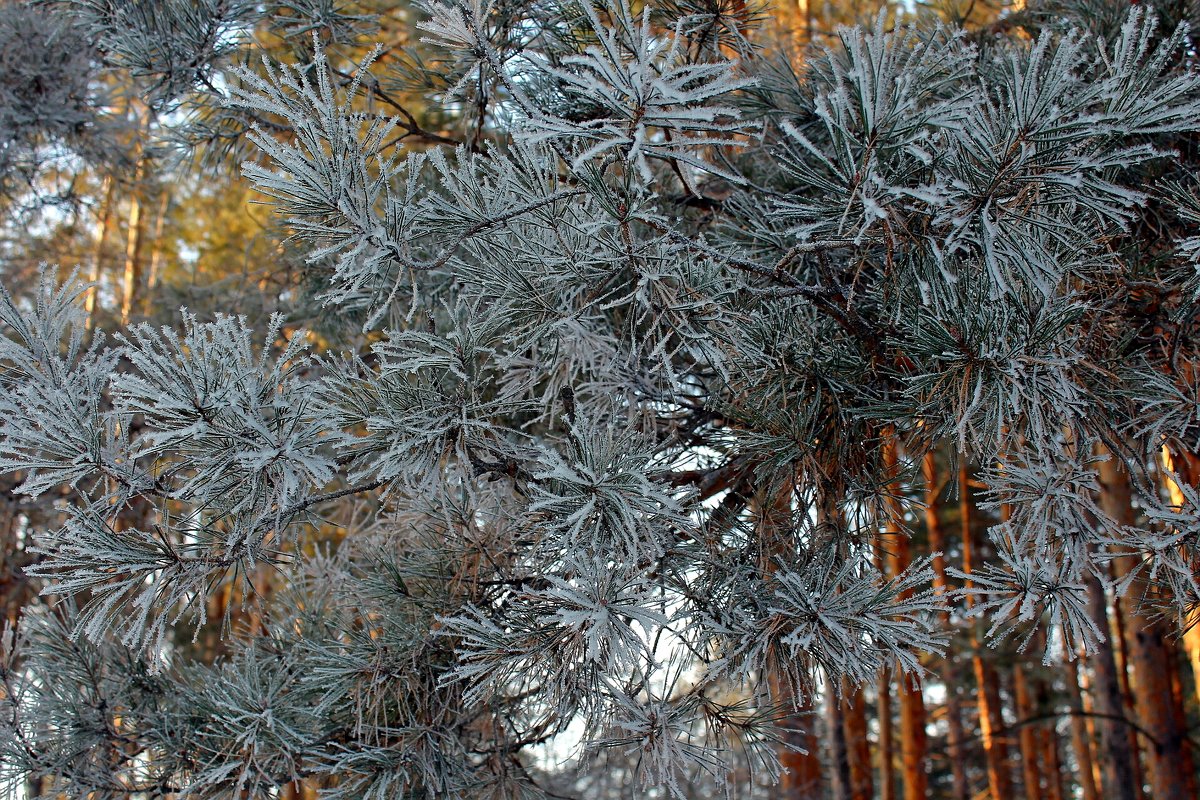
[145,188,170,301]
[1159,447,1200,710]
[120,160,147,325]
[86,175,117,327]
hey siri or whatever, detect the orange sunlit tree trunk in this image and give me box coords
[922,451,971,800]
[1098,454,1196,800]
[883,440,927,799]
[959,463,1013,800]
[841,681,873,800]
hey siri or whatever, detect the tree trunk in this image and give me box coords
[144,188,170,302]
[872,533,896,800]
[1013,663,1042,797]
[759,485,823,799]
[1168,655,1191,775]
[1182,616,1200,708]
[959,463,1013,800]
[1077,659,1105,793]
[1034,670,1064,800]
[922,451,971,800]
[1158,447,1200,710]
[1066,658,1101,800]
[883,441,927,800]
[1109,585,1148,800]
[1083,575,1142,800]
[120,159,147,325]
[86,175,117,327]
[826,687,851,800]
[1112,561,1194,800]
[895,673,928,800]
[876,665,896,800]
[1098,454,1196,800]
[841,680,873,800]
[769,661,822,797]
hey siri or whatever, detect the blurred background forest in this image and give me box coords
[2,0,1199,798]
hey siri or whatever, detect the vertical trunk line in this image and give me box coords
[959,461,1013,800]
[922,451,971,800]
[840,679,873,800]
[1110,585,1148,800]
[874,638,896,800]
[1084,575,1140,800]
[1034,665,1064,800]
[759,482,823,799]
[86,175,117,328]
[1098,453,1196,800]
[1013,663,1042,797]
[145,188,170,303]
[1159,446,1200,711]
[120,160,147,325]
[826,686,851,800]
[882,439,927,799]
[1066,658,1101,800]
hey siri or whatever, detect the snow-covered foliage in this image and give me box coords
[0,3,101,207]
[3,0,1200,797]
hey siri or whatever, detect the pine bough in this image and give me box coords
[3,0,1200,797]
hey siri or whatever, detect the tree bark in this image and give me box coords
[1158,447,1200,710]
[875,663,896,800]
[882,441,927,800]
[1066,658,1101,800]
[1034,670,1064,800]
[86,175,117,327]
[769,660,823,797]
[144,187,170,301]
[120,158,147,325]
[922,451,971,800]
[826,687,851,800]
[1082,575,1142,800]
[959,462,1013,800]
[840,679,873,800]
[1013,663,1042,797]
[1110,592,1147,800]
[759,485,823,799]
[872,522,896,800]
[1098,454,1196,800]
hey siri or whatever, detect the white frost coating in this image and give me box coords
[2,2,1200,797]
